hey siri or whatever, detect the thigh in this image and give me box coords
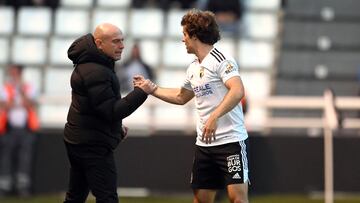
[191,146,224,190]
[218,140,249,186]
[85,148,118,203]
[217,141,250,203]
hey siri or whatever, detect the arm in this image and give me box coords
[152,86,194,105]
[84,67,149,121]
[20,84,38,110]
[210,76,244,119]
[0,88,12,110]
[113,87,148,119]
[202,76,245,143]
[133,75,194,105]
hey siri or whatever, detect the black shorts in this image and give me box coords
[190,140,249,190]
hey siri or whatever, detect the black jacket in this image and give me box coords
[64,34,148,149]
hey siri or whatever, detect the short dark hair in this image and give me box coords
[181,9,220,45]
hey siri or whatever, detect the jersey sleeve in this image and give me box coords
[217,60,240,83]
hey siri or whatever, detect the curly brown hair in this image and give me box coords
[181,9,220,45]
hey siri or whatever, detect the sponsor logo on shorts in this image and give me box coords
[232,173,241,179]
[227,154,242,173]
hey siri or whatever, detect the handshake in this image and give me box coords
[133,75,157,94]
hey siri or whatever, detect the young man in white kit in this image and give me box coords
[134,9,249,203]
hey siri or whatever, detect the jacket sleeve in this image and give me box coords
[84,67,148,122]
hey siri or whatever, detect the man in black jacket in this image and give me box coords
[63,23,156,203]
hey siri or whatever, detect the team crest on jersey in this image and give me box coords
[199,67,205,78]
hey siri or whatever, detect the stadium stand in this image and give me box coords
[162,39,194,68]
[0,38,9,64]
[23,67,42,93]
[49,37,76,65]
[284,0,360,19]
[277,0,360,95]
[129,9,165,38]
[242,12,278,40]
[54,8,90,36]
[0,6,14,35]
[137,39,161,67]
[2,1,360,200]
[166,9,187,38]
[17,7,52,36]
[278,50,360,79]
[96,0,130,8]
[0,0,281,132]
[282,20,360,49]
[12,37,47,65]
[238,40,275,69]
[92,9,128,34]
[270,0,360,134]
[60,0,93,8]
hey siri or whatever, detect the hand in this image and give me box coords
[133,75,157,94]
[133,75,145,86]
[121,125,129,142]
[201,116,217,144]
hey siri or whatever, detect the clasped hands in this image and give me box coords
[133,75,157,94]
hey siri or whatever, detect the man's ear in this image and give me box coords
[94,38,102,49]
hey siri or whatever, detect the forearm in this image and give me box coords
[113,87,148,119]
[211,88,244,119]
[152,87,187,105]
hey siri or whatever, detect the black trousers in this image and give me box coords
[63,141,118,203]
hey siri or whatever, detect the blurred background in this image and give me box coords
[0,0,360,202]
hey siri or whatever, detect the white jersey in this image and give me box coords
[183,47,248,147]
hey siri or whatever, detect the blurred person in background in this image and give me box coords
[0,64,39,197]
[117,41,155,93]
[197,0,244,36]
[134,9,249,203]
[63,23,156,203]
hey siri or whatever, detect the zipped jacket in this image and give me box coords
[64,34,148,149]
